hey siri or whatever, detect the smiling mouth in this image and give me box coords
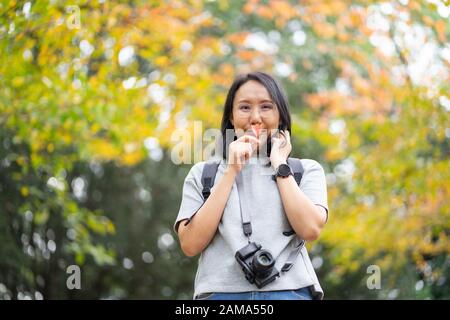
[250,125,262,138]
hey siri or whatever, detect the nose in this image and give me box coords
[250,108,262,125]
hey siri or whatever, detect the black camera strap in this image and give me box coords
[281,239,305,272]
[235,172,253,241]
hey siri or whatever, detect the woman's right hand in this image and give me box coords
[227,135,260,174]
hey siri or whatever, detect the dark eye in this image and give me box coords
[262,105,273,110]
[239,105,250,110]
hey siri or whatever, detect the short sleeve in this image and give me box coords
[299,160,329,220]
[173,163,205,233]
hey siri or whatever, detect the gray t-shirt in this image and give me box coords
[174,155,329,299]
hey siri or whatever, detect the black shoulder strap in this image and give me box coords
[281,158,306,273]
[287,157,304,186]
[201,160,220,201]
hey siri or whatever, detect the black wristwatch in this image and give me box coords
[275,163,292,179]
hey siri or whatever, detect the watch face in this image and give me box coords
[278,164,291,177]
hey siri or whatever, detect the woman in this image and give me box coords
[174,72,329,300]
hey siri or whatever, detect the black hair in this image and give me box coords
[219,71,292,159]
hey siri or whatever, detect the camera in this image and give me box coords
[235,242,280,288]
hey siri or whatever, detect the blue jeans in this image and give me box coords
[195,287,313,300]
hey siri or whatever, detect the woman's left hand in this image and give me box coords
[270,130,292,169]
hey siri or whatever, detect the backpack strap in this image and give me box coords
[201,160,221,201]
[287,157,304,186]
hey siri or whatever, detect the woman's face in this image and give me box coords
[230,80,280,150]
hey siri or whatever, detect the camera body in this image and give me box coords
[235,242,280,288]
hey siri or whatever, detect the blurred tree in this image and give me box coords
[0,0,224,298]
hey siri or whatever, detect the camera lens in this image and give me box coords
[259,255,270,264]
[252,250,275,277]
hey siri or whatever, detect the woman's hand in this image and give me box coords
[227,135,260,174]
[270,130,292,169]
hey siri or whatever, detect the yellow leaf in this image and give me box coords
[20,187,29,197]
